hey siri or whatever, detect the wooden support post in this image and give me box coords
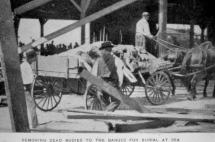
[0,0,29,132]
[86,23,90,44]
[14,0,54,15]
[81,12,86,44]
[21,0,139,53]
[103,26,106,41]
[158,0,167,57]
[93,32,96,42]
[189,19,195,48]
[39,18,48,49]
[70,0,82,12]
[100,29,102,41]
[14,16,20,39]
[80,0,91,45]
[189,0,196,48]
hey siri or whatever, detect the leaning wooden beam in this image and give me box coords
[70,0,82,12]
[14,0,54,15]
[0,0,29,132]
[66,109,215,122]
[21,0,140,53]
[79,69,149,113]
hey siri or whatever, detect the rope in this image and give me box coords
[156,37,187,50]
[150,37,184,52]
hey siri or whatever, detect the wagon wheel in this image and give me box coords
[121,82,135,96]
[31,76,63,111]
[145,71,173,105]
[84,84,112,111]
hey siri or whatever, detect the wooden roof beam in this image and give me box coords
[14,0,54,15]
[70,0,82,13]
[21,0,140,53]
[81,0,91,13]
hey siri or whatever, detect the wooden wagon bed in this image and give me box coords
[33,55,81,79]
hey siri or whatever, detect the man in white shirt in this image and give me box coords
[19,47,38,129]
[135,12,153,53]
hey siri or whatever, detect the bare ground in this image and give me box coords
[0,80,215,132]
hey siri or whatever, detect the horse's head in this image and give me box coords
[180,44,206,74]
[169,50,186,67]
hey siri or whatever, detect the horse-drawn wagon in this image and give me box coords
[31,54,86,111]
[31,42,184,112]
[85,44,175,110]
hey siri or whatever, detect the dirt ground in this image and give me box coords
[0,80,215,132]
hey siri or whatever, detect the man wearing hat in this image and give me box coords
[135,11,154,53]
[89,41,120,112]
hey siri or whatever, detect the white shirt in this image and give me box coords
[20,60,34,85]
[136,17,152,37]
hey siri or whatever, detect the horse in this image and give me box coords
[180,41,215,100]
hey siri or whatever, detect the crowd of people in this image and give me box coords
[41,41,79,56]
[18,41,80,56]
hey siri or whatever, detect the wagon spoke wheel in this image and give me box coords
[31,76,62,111]
[84,84,111,111]
[145,71,172,105]
[121,83,135,96]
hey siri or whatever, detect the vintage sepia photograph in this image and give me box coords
[0,0,215,139]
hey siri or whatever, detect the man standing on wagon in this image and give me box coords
[135,12,154,54]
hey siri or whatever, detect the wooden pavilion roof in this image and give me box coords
[10,0,192,24]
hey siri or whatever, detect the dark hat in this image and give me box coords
[99,41,115,50]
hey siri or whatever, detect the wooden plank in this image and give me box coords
[115,119,175,132]
[147,107,215,115]
[70,0,82,12]
[31,120,110,132]
[66,109,215,122]
[79,69,149,113]
[141,123,215,133]
[0,0,29,132]
[66,112,144,121]
[205,104,215,110]
[14,0,54,15]
[21,0,140,53]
